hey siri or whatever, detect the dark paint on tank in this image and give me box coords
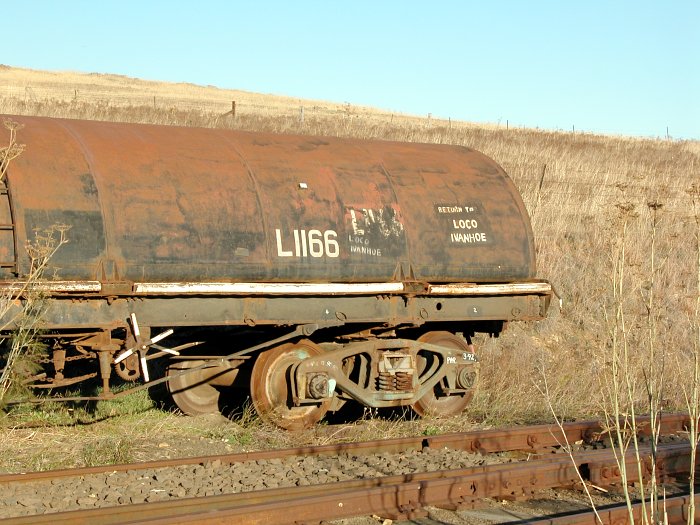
[1,115,535,285]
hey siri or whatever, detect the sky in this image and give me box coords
[2,1,699,139]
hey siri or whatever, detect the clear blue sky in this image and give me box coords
[3,0,699,139]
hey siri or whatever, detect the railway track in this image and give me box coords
[0,414,693,524]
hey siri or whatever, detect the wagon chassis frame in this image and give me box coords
[2,280,552,410]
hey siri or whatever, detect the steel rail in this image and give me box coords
[1,441,694,525]
[0,412,689,485]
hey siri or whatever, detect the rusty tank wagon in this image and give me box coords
[0,115,552,429]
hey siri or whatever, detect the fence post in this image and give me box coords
[24,86,37,102]
[231,101,236,119]
[538,164,547,194]
[532,163,547,219]
[300,106,304,124]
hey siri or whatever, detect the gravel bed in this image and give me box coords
[0,447,508,518]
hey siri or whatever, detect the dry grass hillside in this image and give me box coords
[0,65,450,127]
[1,65,699,426]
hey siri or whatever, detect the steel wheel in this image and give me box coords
[411,331,477,417]
[167,360,221,416]
[250,340,330,430]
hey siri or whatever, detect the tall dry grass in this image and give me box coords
[0,67,698,426]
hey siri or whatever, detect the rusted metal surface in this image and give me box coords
[250,340,332,429]
[425,412,691,452]
[0,114,554,419]
[2,115,534,284]
[246,332,478,426]
[0,413,688,485]
[289,332,479,414]
[165,359,240,415]
[0,289,549,330]
[3,441,694,525]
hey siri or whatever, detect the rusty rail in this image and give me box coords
[1,412,689,486]
[2,440,695,524]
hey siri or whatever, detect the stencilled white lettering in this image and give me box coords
[275,229,293,256]
[450,232,488,243]
[275,229,340,258]
[435,202,492,246]
[452,219,479,230]
[437,206,475,214]
[349,245,382,256]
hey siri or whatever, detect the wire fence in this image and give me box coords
[0,84,423,125]
[1,85,697,216]
[5,84,683,138]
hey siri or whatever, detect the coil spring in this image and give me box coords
[378,371,395,391]
[378,371,413,391]
[395,372,413,390]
